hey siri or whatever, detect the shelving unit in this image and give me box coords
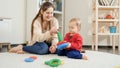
[92,0,120,51]
[39,0,64,36]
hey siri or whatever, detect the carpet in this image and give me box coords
[0,50,120,68]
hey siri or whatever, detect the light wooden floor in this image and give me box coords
[0,45,120,55]
[82,46,120,55]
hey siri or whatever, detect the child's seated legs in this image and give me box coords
[66,50,87,60]
[57,49,66,56]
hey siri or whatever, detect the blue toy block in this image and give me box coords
[57,43,69,50]
[24,58,34,62]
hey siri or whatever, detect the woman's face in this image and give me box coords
[42,7,54,22]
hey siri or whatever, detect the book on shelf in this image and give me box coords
[98,0,102,5]
[98,0,117,6]
[104,0,109,6]
[109,0,115,6]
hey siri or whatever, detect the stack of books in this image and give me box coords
[98,0,118,6]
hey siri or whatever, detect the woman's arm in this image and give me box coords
[49,18,59,53]
[51,18,59,46]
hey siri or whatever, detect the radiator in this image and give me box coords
[0,18,12,43]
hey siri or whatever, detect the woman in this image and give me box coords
[9,2,59,54]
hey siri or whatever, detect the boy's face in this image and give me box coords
[69,21,78,34]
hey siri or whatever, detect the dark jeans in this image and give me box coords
[57,49,83,59]
[23,42,50,55]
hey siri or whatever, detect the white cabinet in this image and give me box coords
[0,18,12,43]
[92,0,120,51]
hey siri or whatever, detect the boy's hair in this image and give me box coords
[69,18,81,31]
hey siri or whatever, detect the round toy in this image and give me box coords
[24,58,34,62]
[29,56,37,60]
[45,59,61,67]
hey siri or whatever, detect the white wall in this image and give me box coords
[64,0,92,45]
[0,0,111,45]
[0,0,26,44]
[26,0,39,41]
[64,0,114,46]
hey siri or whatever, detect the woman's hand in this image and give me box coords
[50,26,58,35]
[49,45,56,53]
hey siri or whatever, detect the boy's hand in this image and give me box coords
[49,45,56,53]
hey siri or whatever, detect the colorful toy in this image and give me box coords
[45,58,64,67]
[57,42,69,50]
[115,66,120,68]
[105,14,114,19]
[57,31,63,42]
[29,56,37,60]
[24,56,37,62]
[24,58,34,62]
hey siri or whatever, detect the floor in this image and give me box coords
[83,46,120,55]
[0,45,120,55]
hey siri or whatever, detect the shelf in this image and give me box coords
[98,19,119,22]
[93,19,119,22]
[92,0,120,51]
[54,11,62,14]
[93,6,119,10]
[98,33,119,35]
[98,6,120,9]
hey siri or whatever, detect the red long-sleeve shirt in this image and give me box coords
[61,33,83,51]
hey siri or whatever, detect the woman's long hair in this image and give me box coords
[31,2,54,40]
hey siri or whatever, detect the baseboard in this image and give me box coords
[2,44,118,48]
[83,45,118,48]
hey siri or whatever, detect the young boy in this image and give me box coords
[56,18,87,60]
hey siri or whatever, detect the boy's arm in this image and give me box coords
[68,35,83,50]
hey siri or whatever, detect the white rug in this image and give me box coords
[0,50,120,68]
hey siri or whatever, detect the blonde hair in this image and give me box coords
[69,18,81,31]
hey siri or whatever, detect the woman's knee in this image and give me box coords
[23,42,49,54]
[37,42,49,54]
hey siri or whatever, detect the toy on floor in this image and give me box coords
[115,66,120,68]
[57,42,69,50]
[29,55,37,60]
[24,55,37,62]
[24,58,34,62]
[45,58,64,67]
[57,31,63,42]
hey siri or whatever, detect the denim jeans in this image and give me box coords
[57,49,82,59]
[23,42,49,55]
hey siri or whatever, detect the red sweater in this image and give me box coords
[58,33,83,51]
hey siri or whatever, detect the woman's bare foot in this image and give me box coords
[9,45,23,53]
[16,50,27,54]
[82,55,88,60]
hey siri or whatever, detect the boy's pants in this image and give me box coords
[57,49,83,59]
[23,42,49,54]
